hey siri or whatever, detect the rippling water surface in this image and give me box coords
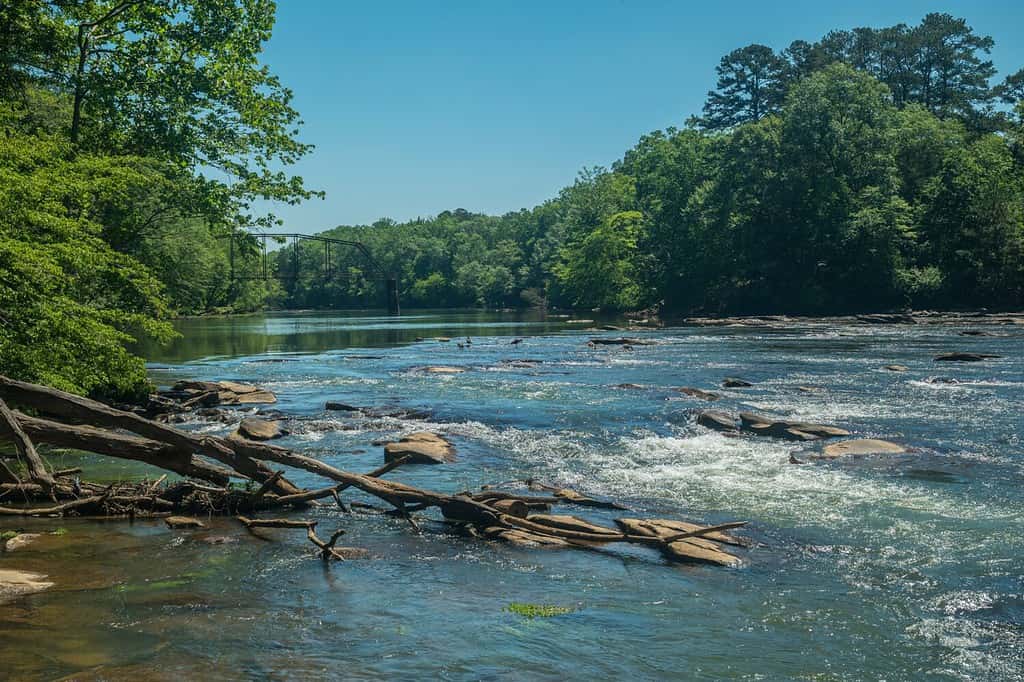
[2,310,1022,680]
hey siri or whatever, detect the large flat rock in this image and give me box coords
[383,432,455,464]
[236,417,285,441]
[615,518,746,547]
[739,412,850,440]
[821,439,906,457]
[0,569,53,603]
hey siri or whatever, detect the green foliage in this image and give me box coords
[555,211,646,310]
[1,0,317,226]
[694,44,789,129]
[0,108,177,399]
[505,602,575,618]
[0,1,306,398]
[697,13,1001,131]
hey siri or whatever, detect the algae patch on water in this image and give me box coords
[505,602,575,618]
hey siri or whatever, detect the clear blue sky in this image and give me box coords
[257,0,1024,232]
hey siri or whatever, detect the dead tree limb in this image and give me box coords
[0,398,56,496]
[0,487,112,516]
[0,375,299,494]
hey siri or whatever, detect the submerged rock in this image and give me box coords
[383,432,455,464]
[678,387,720,401]
[418,366,466,374]
[722,377,753,388]
[883,364,910,372]
[325,401,360,412]
[236,417,286,441]
[934,352,1002,362]
[821,439,906,457]
[0,569,53,602]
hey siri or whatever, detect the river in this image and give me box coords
[1,310,1022,680]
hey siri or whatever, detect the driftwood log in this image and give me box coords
[0,374,751,567]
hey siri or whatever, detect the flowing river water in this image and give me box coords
[1,310,1022,680]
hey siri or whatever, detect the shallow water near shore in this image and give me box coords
[3,309,1023,680]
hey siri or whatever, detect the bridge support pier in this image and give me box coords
[386,277,400,315]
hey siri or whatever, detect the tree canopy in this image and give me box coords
[0,0,308,398]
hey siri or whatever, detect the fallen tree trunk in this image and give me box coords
[0,376,299,495]
[9,411,232,486]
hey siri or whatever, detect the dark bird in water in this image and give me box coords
[465,337,472,345]
[457,342,465,349]
[510,338,523,345]
[587,341,596,348]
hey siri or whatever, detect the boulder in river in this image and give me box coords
[483,527,571,548]
[418,366,466,374]
[0,569,53,602]
[856,313,916,324]
[589,337,651,346]
[739,412,850,440]
[165,516,205,529]
[697,410,739,433]
[615,519,742,566]
[678,387,720,401]
[526,514,621,538]
[236,417,286,441]
[821,439,906,457]
[722,377,753,388]
[169,380,277,406]
[325,401,360,412]
[383,432,456,464]
[934,352,1002,362]
[2,533,41,552]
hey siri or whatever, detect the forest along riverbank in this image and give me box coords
[2,310,1023,680]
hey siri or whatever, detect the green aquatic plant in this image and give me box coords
[505,602,575,618]
[52,528,68,536]
[1,530,19,542]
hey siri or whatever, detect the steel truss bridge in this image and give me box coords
[223,232,399,314]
